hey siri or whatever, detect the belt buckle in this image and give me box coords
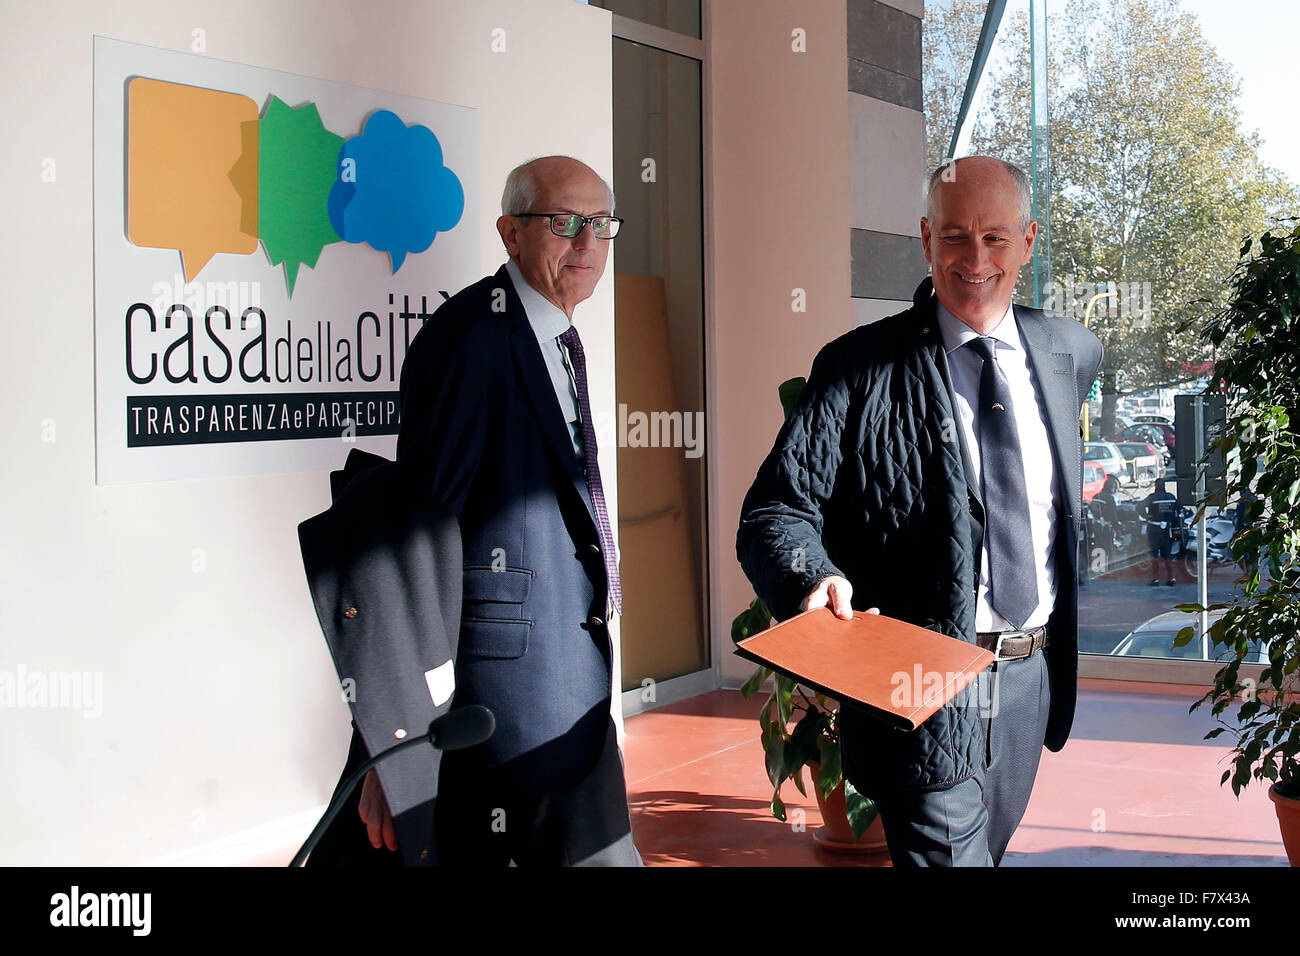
[993,631,1025,662]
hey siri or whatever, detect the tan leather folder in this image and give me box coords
[735,608,996,731]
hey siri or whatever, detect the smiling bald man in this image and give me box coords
[738,156,1103,866]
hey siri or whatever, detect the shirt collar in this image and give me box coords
[935,299,1019,356]
[505,258,571,343]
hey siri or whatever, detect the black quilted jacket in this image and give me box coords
[737,278,1104,794]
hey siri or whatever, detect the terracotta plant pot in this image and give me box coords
[1268,784,1300,867]
[806,761,888,852]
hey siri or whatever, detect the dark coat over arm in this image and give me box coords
[299,450,462,867]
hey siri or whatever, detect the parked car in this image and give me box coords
[1109,422,1175,460]
[1111,609,1268,663]
[1115,441,1164,485]
[1132,414,1172,426]
[1125,394,1172,421]
[1082,460,1107,503]
[1084,440,1129,485]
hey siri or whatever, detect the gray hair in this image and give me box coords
[925,156,1033,231]
[501,156,615,216]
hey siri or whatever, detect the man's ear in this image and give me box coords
[920,216,933,264]
[496,215,520,258]
[1021,220,1039,264]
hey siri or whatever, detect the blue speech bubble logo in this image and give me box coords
[329,110,465,273]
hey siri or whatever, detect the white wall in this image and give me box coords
[0,0,615,865]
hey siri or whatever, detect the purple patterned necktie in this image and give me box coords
[558,324,622,615]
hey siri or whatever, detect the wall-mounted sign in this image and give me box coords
[93,37,478,484]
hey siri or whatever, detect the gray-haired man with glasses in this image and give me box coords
[356,155,642,866]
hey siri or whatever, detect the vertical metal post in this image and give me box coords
[1029,0,1052,307]
[946,0,1009,162]
[1197,399,1209,650]
[1181,396,1212,651]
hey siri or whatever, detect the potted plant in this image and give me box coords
[731,378,883,849]
[1182,221,1300,865]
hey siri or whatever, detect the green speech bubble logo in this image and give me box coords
[258,96,344,295]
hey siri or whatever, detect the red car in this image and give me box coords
[1082,460,1107,503]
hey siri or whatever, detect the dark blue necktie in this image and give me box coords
[968,336,1037,629]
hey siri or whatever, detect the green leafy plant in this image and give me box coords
[1181,221,1300,800]
[731,377,879,838]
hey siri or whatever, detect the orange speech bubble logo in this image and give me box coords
[126,78,259,280]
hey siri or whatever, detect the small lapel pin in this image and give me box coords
[991,402,1005,411]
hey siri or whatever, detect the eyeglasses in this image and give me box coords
[515,212,623,239]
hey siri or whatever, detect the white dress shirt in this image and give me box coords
[505,258,584,457]
[936,301,1060,632]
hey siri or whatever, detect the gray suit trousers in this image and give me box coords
[871,651,1051,867]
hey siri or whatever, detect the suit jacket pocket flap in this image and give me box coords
[459,617,530,660]
[462,566,533,604]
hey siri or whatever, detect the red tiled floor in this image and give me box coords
[622,690,887,866]
[622,684,1291,866]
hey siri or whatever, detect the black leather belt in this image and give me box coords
[976,626,1047,661]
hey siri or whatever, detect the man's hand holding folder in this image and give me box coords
[799,574,879,620]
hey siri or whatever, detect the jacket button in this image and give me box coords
[343,607,358,619]
[589,615,604,627]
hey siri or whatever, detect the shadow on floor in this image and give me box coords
[629,788,890,867]
[1003,846,1288,866]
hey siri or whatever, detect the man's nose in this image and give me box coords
[960,241,991,272]
[571,223,597,251]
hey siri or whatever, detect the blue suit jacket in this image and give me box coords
[396,265,615,793]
